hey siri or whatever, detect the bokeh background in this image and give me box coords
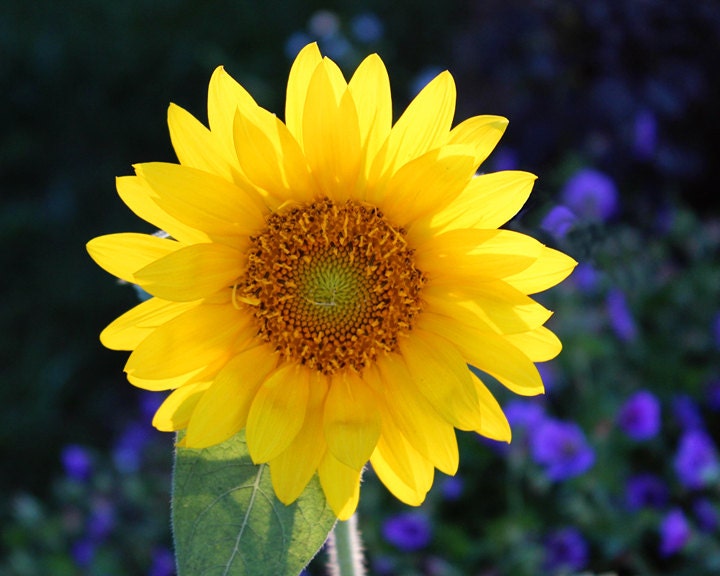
[2,1,720,574]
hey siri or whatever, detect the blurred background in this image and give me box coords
[2,1,719,574]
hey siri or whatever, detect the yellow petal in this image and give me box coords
[233,107,315,205]
[419,312,544,396]
[135,162,264,240]
[422,282,553,335]
[371,70,456,179]
[471,373,512,442]
[302,61,361,200]
[167,103,238,182]
[125,303,249,379]
[152,381,211,432]
[378,148,475,228]
[414,228,541,280]
[270,373,329,504]
[505,326,562,362]
[87,233,181,284]
[318,452,362,520]
[100,297,198,350]
[399,330,482,431]
[433,171,536,232]
[285,43,323,145]
[504,245,577,294]
[183,345,279,449]
[373,357,459,475]
[348,54,392,170]
[370,443,432,507]
[207,65,259,156]
[374,407,435,496]
[446,115,509,169]
[246,363,310,463]
[128,369,206,392]
[116,176,209,245]
[324,371,381,471]
[133,242,244,301]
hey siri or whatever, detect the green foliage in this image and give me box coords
[173,431,336,576]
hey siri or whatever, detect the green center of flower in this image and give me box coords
[240,198,425,374]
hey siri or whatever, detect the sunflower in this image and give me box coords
[87,43,576,520]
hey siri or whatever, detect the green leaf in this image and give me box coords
[172,430,336,576]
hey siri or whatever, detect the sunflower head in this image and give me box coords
[87,43,576,520]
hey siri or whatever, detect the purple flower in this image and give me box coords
[571,263,601,293]
[561,168,618,221]
[706,379,720,412]
[625,474,669,511]
[543,527,589,573]
[541,205,577,238]
[440,475,464,501]
[61,445,93,482]
[659,508,690,557]
[505,399,546,432]
[714,312,720,349]
[87,500,115,541]
[672,394,704,431]
[633,109,658,160]
[673,430,720,490]
[617,391,661,440]
[692,499,718,533]
[350,12,384,43]
[382,512,432,551]
[113,421,154,474]
[149,547,176,576]
[531,419,595,481]
[606,289,638,342]
[71,538,95,568]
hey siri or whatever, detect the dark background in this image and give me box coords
[2,1,719,574]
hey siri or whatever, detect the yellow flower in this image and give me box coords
[87,43,576,520]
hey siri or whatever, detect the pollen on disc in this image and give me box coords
[239,198,425,374]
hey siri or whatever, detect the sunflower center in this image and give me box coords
[240,198,425,374]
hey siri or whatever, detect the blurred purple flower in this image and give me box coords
[139,390,165,422]
[606,289,638,342]
[633,109,658,160]
[705,379,720,412]
[285,31,313,59]
[149,547,176,576]
[61,445,93,482]
[308,10,340,39]
[659,508,690,557]
[440,475,464,501]
[505,399,546,431]
[87,500,115,541]
[671,394,704,431]
[71,538,95,568]
[673,430,720,490]
[350,12,384,43]
[714,313,720,349]
[543,527,589,574]
[113,421,153,474]
[571,263,601,293]
[617,390,661,440]
[531,419,595,481]
[541,205,576,238]
[625,474,669,511]
[561,168,618,221]
[382,512,432,551]
[693,499,718,533]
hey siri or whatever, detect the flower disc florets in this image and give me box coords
[240,198,425,374]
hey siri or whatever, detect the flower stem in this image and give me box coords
[326,514,366,576]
